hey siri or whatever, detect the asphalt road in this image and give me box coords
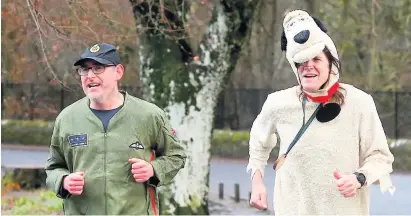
[2,148,410,214]
[209,158,411,215]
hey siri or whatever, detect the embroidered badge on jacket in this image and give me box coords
[129,141,144,150]
[68,134,88,147]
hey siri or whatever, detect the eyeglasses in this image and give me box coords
[76,65,115,76]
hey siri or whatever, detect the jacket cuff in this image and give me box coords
[57,175,71,199]
[148,175,160,187]
[150,161,164,187]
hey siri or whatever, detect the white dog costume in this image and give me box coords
[282,10,340,103]
[247,9,395,215]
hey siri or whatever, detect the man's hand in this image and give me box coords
[250,170,268,210]
[63,172,85,195]
[334,170,361,198]
[128,158,154,183]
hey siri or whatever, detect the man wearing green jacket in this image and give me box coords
[45,42,186,215]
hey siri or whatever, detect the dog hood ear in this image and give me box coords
[311,16,327,33]
[281,31,287,51]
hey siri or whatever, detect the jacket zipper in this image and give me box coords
[104,132,107,214]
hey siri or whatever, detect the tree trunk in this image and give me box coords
[130,0,260,214]
[367,0,377,89]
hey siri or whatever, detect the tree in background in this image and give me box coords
[2,0,411,91]
[310,0,411,90]
[1,0,140,86]
[230,0,411,91]
[129,0,260,214]
[1,0,140,119]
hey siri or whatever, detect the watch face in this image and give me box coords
[358,175,363,182]
[356,173,366,185]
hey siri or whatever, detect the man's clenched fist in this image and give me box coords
[128,158,154,183]
[63,172,85,195]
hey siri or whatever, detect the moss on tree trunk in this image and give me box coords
[130,0,260,214]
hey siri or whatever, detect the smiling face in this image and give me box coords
[296,51,330,92]
[79,60,123,104]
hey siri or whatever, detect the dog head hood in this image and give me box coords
[281,10,340,103]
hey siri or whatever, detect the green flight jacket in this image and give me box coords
[45,91,186,215]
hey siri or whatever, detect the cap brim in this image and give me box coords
[74,57,113,66]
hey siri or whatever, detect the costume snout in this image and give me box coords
[294,30,310,44]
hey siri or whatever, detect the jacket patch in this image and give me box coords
[129,141,144,150]
[68,134,88,147]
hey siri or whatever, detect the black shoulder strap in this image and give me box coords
[284,98,321,157]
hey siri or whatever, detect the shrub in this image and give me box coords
[211,129,280,160]
[1,173,21,197]
[1,190,63,215]
[211,130,250,158]
[390,144,411,172]
[1,119,53,145]
[1,173,63,215]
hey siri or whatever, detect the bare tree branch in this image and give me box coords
[64,0,100,41]
[26,0,73,89]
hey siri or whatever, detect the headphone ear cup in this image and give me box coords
[281,31,287,51]
[316,103,341,123]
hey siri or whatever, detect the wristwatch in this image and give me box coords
[354,172,366,187]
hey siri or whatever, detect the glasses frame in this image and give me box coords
[76,64,115,76]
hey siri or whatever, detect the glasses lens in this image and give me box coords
[93,66,105,74]
[77,67,87,76]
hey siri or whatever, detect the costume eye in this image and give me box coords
[300,18,305,21]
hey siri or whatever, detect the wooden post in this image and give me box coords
[234,183,240,202]
[219,183,224,199]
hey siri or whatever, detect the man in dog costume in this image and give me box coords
[247,10,395,215]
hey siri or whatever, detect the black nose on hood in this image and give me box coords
[294,30,310,44]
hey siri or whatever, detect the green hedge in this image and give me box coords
[2,119,411,172]
[211,129,280,159]
[1,120,54,146]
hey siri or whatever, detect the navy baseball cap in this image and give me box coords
[74,43,121,66]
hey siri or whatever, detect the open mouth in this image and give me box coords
[87,83,101,88]
[303,74,318,78]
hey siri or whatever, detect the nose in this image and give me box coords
[294,30,310,44]
[299,59,315,70]
[85,69,96,78]
[305,59,315,67]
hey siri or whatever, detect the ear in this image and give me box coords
[311,16,327,33]
[280,30,287,51]
[115,64,124,81]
